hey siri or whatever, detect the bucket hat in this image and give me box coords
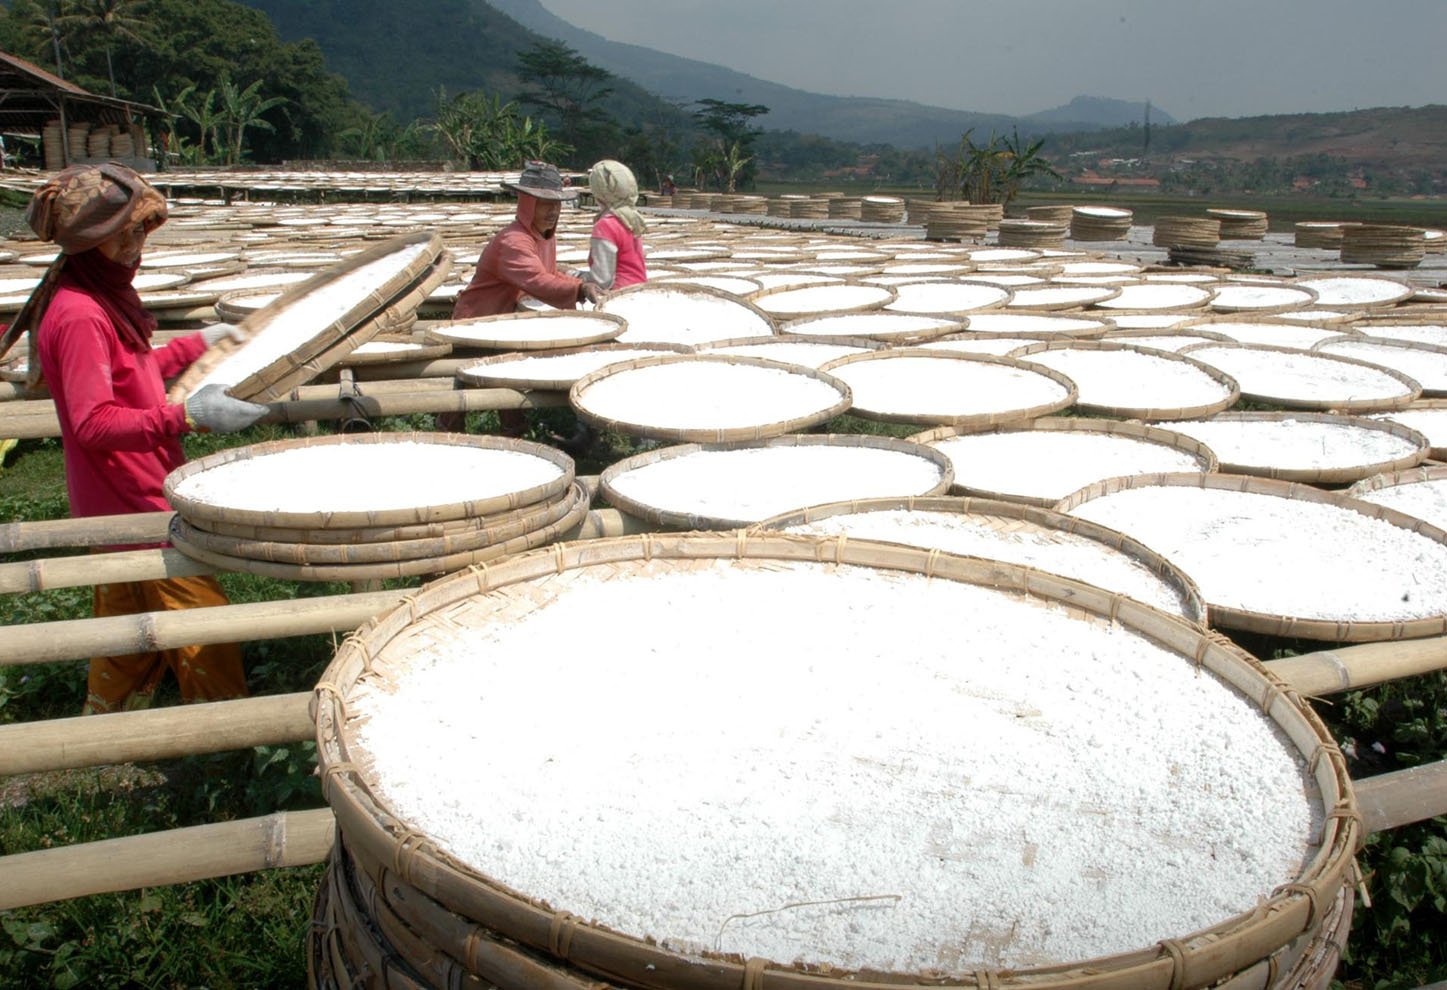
[503,160,578,201]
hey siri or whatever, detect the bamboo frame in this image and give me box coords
[455,341,695,392]
[424,310,627,351]
[1010,340,1243,421]
[1177,341,1422,413]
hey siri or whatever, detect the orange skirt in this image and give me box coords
[83,574,248,715]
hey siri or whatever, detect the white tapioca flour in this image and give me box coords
[603,288,773,344]
[1019,349,1229,411]
[1317,340,1447,392]
[170,441,564,514]
[1370,409,1447,450]
[462,348,674,386]
[574,361,844,431]
[828,356,1069,419]
[1168,418,1422,472]
[1184,346,1413,404]
[1068,484,1447,621]
[607,445,946,524]
[348,560,1318,974]
[1355,479,1447,532]
[782,509,1192,616]
[931,431,1204,501]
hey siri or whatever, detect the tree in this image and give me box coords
[514,41,616,165]
[6,0,72,78]
[58,0,150,96]
[692,98,769,190]
[218,77,287,165]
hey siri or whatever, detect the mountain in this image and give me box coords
[1025,95,1176,130]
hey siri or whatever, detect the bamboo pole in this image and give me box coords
[0,589,404,667]
[0,692,313,776]
[1355,761,1447,834]
[0,547,213,594]
[0,807,336,911]
[1264,639,1447,696]
[0,511,174,554]
[351,357,478,381]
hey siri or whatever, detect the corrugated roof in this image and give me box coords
[0,48,165,133]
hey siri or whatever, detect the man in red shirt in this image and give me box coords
[4,164,267,714]
[450,161,602,440]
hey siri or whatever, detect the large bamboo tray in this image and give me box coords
[312,531,1359,990]
[599,434,953,529]
[1012,341,1241,421]
[1179,342,1421,413]
[749,494,1207,626]
[599,282,776,346]
[909,417,1218,507]
[169,233,449,402]
[818,349,1078,427]
[1312,335,1447,399]
[424,311,627,351]
[455,342,693,392]
[169,482,588,582]
[164,433,574,530]
[781,311,965,344]
[1055,471,1447,642]
[1165,412,1430,485]
[569,354,852,443]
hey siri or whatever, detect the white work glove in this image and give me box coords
[185,384,268,433]
[200,322,245,347]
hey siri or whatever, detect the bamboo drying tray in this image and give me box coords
[1312,336,1447,398]
[169,233,449,402]
[425,311,627,351]
[818,349,1078,427]
[599,434,953,529]
[335,336,449,367]
[200,497,565,545]
[312,530,1359,990]
[750,283,898,319]
[1293,275,1415,310]
[959,312,1113,338]
[748,493,1207,626]
[1166,412,1430,484]
[1004,284,1121,311]
[885,279,1014,316]
[169,482,588,583]
[1100,327,1235,351]
[171,485,581,566]
[599,282,777,345]
[909,417,1219,507]
[1055,471,1447,641]
[1178,315,1355,350]
[1179,342,1422,413]
[1011,340,1241,420]
[455,341,693,391]
[1207,282,1319,315]
[782,311,965,344]
[1371,399,1447,459]
[164,432,574,530]
[1348,464,1447,514]
[694,334,885,368]
[570,354,852,443]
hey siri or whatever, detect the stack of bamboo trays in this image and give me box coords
[827,197,863,219]
[1070,205,1134,240]
[41,119,64,170]
[789,198,831,219]
[1424,228,1446,254]
[906,197,940,224]
[1168,245,1257,270]
[1153,216,1223,249]
[163,433,586,582]
[1208,208,1270,240]
[1295,221,1356,249]
[1026,204,1077,225]
[646,193,672,207]
[765,197,794,217]
[997,218,1069,248]
[717,194,768,215]
[859,195,906,223]
[924,203,995,241]
[1339,225,1427,269]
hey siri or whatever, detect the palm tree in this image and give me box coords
[58,0,151,97]
[14,0,73,78]
[217,78,288,166]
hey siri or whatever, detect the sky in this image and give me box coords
[537,0,1446,122]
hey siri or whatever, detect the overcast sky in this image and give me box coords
[538,0,1445,121]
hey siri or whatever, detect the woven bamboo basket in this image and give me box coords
[569,354,852,443]
[1311,335,1447,398]
[199,494,572,545]
[1092,282,1215,313]
[782,311,965,344]
[910,417,1219,507]
[1339,225,1426,269]
[749,493,1208,625]
[312,530,1359,990]
[169,233,449,402]
[1070,206,1134,241]
[693,334,884,368]
[1152,216,1222,249]
[1012,341,1241,421]
[1055,471,1447,641]
[170,485,582,566]
[164,432,575,530]
[424,310,628,351]
[1177,315,1350,351]
[1208,282,1320,315]
[170,482,589,583]
[1292,275,1414,310]
[820,348,1078,427]
[1165,412,1429,485]
[1005,284,1121,311]
[599,434,953,529]
[751,283,897,319]
[1294,222,1355,250]
[456,342,693,392]
[1178,342,1421,413]
[1207,209,1270,241]
[885,280,1013,316]
[600,282,777,346]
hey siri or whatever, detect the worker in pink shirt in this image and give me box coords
[1,163,266,713]
[585,159,648,290]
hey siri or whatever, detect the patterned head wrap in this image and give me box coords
[0,164,168,377]
[588,159,645,237]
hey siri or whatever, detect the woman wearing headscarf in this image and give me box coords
[0,163,266,714]
[586,159,648,290]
